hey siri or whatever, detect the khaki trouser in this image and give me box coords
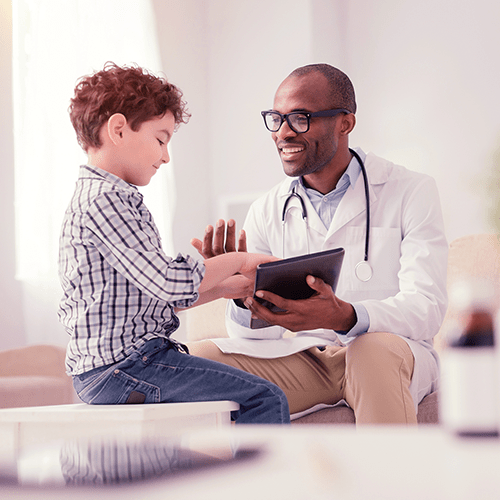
[188,332,416,425]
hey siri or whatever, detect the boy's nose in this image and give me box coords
[162,149,170,164]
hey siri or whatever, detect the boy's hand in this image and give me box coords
[239,253,279,282]
[191,219,247,258]
[218,274,254,300]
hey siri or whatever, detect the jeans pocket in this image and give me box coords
[78,367,161,404]
[74,364,116,401]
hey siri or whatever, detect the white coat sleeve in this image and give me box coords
[358,175,448,342]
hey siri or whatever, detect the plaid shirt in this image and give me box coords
[58,165,205,375]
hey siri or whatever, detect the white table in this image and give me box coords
[0,400,239,450]
[1,424,499,500]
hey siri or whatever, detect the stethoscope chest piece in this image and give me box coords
[355,260,373,282]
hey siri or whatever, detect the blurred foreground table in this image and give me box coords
[1,421,499,500]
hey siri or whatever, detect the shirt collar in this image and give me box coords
[81,164,141,195]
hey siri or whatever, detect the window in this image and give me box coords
[12,0,173,343]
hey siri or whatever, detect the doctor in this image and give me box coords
[189,63,448,424]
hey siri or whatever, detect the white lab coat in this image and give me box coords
[214,150,448,408]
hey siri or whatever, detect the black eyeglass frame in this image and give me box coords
[261,108,351,134]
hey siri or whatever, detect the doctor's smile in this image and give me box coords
[278,143,305,157]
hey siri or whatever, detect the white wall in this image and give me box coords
[152,0,500,256]
[152,0,317,255]
[342,0,500,242]
[1,0,499,350]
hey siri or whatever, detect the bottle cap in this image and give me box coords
[448,279,495,347]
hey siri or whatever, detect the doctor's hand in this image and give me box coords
[244,275,357,333]
[191,219,247,258]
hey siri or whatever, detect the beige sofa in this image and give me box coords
[0,344,74,408]
[182,234,500,424]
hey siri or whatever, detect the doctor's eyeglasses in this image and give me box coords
[261,108,351,134]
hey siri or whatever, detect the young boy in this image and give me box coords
[58,63,289,424]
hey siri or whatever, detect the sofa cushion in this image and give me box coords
[291,392,439,425]
[0,376,74,408]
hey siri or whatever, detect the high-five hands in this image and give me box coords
[191,219,246,258]
[192,219,252,301]
[191,219,356,332]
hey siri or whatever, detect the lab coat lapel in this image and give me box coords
[326,153,386,238]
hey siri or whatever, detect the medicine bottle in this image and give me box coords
[440,280,498,437]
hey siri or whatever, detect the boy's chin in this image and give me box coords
[134,178,153,187]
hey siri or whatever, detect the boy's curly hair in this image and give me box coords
[69,62,190,152]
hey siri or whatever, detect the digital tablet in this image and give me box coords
[250,247,345,329]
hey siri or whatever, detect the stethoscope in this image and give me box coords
[281,148,373,282]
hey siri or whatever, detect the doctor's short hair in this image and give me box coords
[69,62,190,152]
[289,63,357,115]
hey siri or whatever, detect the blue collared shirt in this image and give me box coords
[300,152,362,229]
[300,150,369,337]
[229,150,370,338]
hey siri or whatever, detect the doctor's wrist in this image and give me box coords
[334,303,357,334]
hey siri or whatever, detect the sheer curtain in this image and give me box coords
[13,0,175,345]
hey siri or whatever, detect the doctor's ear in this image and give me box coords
[340,113,356,135]
[107,113,128,145]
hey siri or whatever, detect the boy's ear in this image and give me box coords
[107,113,128,145]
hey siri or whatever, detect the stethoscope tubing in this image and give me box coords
[281,148,372,281]
[353,148,370,263]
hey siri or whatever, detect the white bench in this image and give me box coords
[0,400,239,450]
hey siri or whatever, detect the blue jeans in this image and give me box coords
[73,338,290,424]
